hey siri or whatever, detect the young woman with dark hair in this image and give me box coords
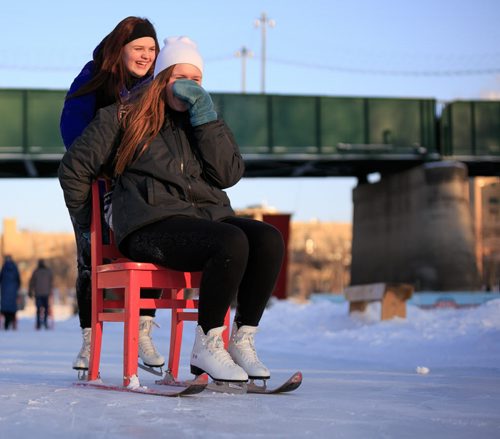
[60,16,163,373]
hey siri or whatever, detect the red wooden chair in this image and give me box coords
[88,180,229,386]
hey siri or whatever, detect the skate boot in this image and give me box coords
[138,316,165,368]
[73,327,92,370]
[228,324,270,380]
[190,325,248,382]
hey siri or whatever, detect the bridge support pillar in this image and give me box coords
[350,161,480,291]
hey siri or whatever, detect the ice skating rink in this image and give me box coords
[1,297,499,438]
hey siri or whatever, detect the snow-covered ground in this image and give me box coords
[1,297,500,438]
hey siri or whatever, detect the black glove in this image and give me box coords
[81,230,90,243]
[172,79,217,126]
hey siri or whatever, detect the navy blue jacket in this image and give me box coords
[60,61,97,149]
[60,54,152,149]
[0,260,21,313]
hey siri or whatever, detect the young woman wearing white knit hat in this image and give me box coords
[59,36,284,383]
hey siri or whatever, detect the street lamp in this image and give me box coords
[235,46,253,93]
[254,12,275,94]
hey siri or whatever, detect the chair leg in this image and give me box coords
[123,283,140,387]
[168,308,184,380]
[88,321,103,381]
[222,307,231,348]
[89,285,105,381]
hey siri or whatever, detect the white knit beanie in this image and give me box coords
[154,36,204,78]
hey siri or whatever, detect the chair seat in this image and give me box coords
[97,261,176,273]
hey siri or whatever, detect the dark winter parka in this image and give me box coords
[0,259,21,313]
[29,265,53,298]
[58,104,245,251]
[60,57,152,150]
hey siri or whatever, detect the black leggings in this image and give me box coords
[121,216,284,332]
[71,216,158,329]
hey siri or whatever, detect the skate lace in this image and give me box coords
[139,320,161,357]
[207,332,236,367]
[236,332,261,365]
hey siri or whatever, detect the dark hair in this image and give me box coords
[69,17,159,106]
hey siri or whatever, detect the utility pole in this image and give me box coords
[254,12,275,94]
[235,46,253,93]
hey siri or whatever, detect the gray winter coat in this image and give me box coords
[29,267,53,298]
[58,104,245,250]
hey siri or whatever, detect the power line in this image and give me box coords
[205,53,500,76]
[0,63,78,72]
[266,57,500,76]
[1,56,499,77]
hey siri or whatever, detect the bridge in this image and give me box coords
[1,89,499,179]
[1,88,498,293]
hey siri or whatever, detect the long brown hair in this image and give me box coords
[69,17,159,106]
[114,68,174,175]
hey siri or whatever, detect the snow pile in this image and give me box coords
[260,298,500,371]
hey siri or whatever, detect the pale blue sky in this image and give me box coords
[1,0,499,232]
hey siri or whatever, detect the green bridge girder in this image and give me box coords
[0,89,499,178]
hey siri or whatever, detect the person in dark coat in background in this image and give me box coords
[0,255,21,330]
[59,36,285,384]
[59,16,162,372]
[29,259,53,330]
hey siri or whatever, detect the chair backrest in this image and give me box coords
[90,179,124,270]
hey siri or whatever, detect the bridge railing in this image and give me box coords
[440,100,500,157]
[1,88,439,158]
[1,88,499,162]
[212,93,437,156]
[0,89,66,156]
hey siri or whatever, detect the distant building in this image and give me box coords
[470,177,500,291]
[236,203,280,221]
[290,220,352,298]
[236,204,291,300]
[237,205,352,299]
[1,218,74,260]
[1,212,355,301]
[0,218,76,297]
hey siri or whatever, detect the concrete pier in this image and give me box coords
[351,162,480,290]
